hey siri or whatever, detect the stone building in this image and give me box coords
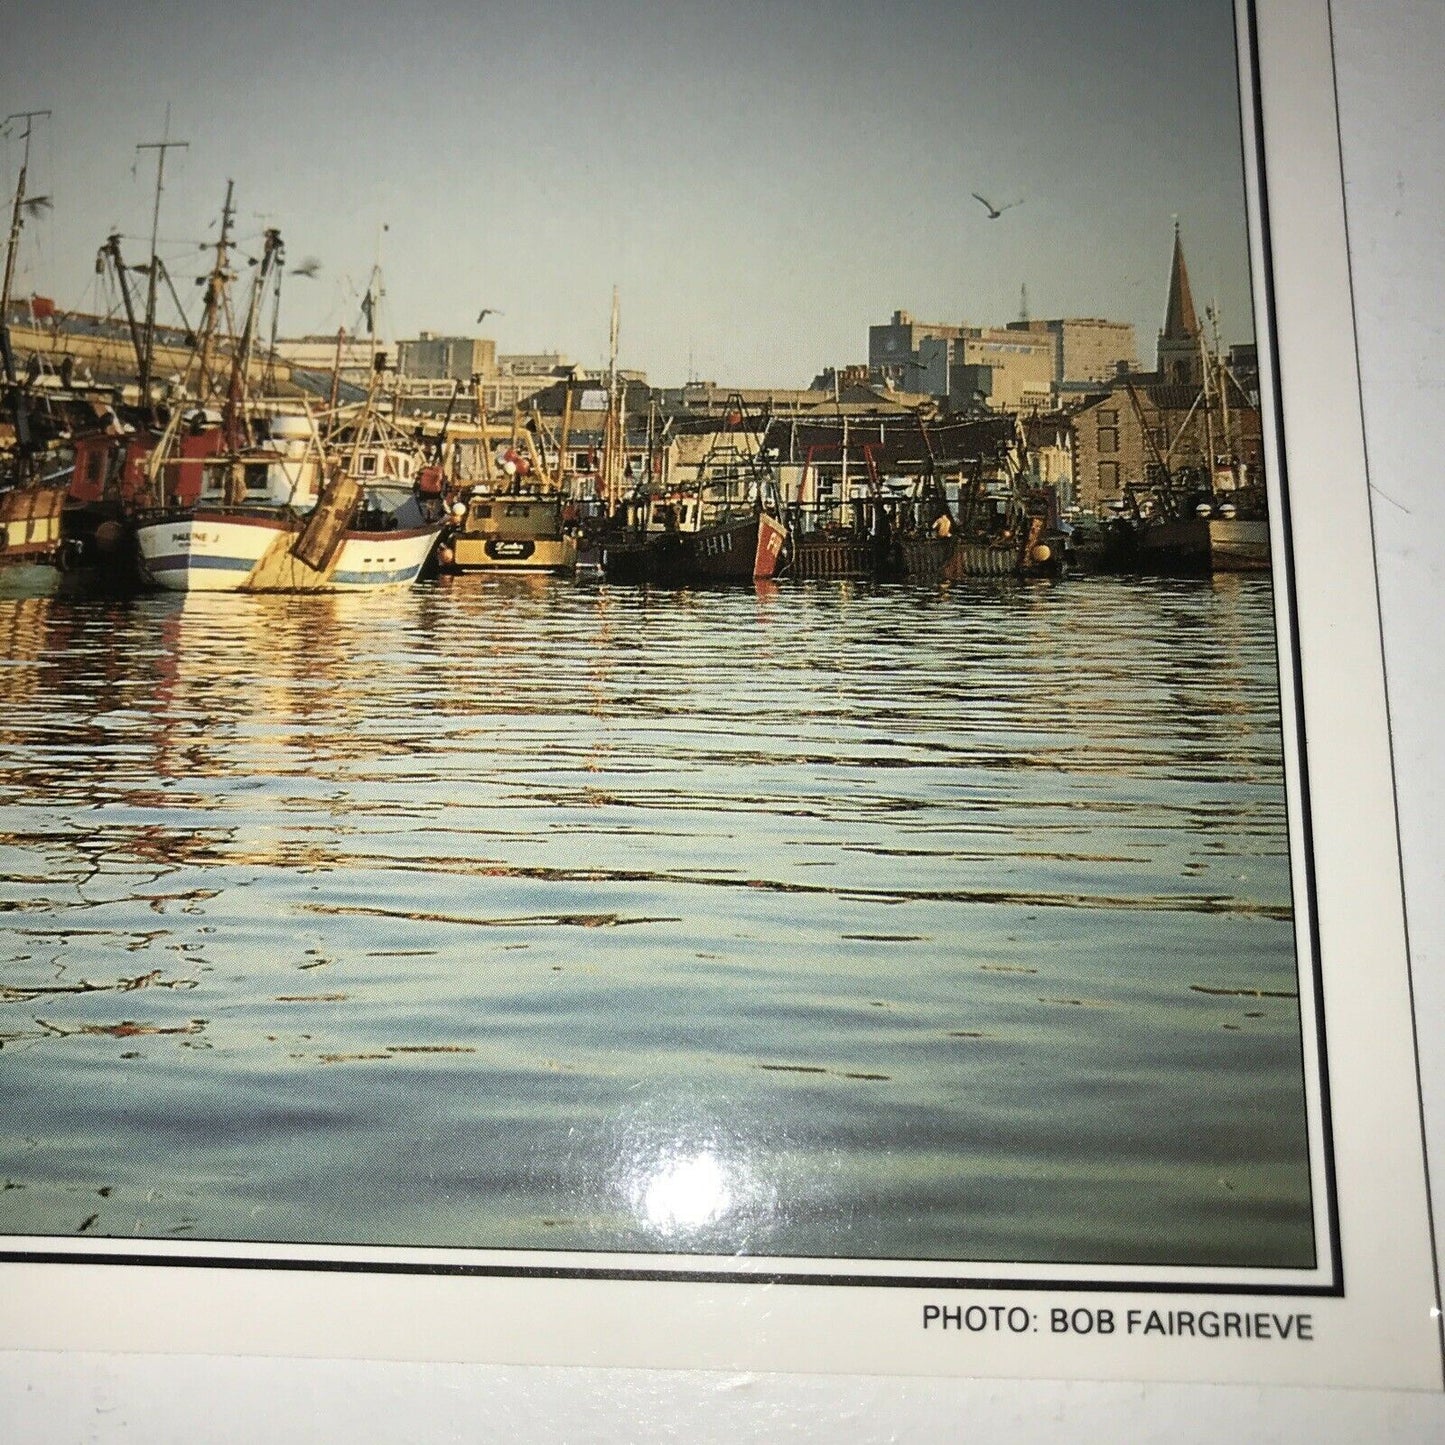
[1067,227,1263,512]
[1071,380,1265,513]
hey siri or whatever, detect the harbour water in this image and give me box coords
[0,573,1311,1267]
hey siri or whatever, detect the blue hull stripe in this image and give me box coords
[148,555,258,574]
[147,557,427,587]
[331,565,425,586]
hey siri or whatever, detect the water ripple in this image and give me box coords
[0,574,1310,1267]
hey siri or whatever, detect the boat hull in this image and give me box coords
[791,533,898,580]
[136,509,442,592]
[900,526,1062,581]
[1134,516,1271,574]
[1207,516,1271,572]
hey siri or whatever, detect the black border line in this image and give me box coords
[1241,0,1344,1297]
[0,1248,1345,1297]
[0,0,1347,1303]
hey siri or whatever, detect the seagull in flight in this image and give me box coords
[971,192,1023,219]
[21,195,52,218]
[476,307,504,323]
[290,256,322,278]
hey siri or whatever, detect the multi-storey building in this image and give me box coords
[398,333,497,383]
[868,311,970,388]
[949,328,1057,412]
[1006,317,1139,388]
[869,309,1135,412]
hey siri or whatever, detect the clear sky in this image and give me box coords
[2,0,1256,386]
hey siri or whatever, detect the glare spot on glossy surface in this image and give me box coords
[639,1150,732,1234]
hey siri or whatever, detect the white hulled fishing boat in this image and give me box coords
[134,228,443,593]
[136,410,442,592]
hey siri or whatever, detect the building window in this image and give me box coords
[1098,409,1118,425]
[1098,461,1120,495]
[1098,427,1119,453]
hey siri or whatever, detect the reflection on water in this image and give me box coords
[0,573,1310,1266]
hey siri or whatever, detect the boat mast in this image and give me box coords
[223,226,282,450]
[1,109,50,463]
[328,326,345,412]
[1198,327,1216,488]
[188,180,236,402]
[557,381,574,495]
[1123,375,1177,515]
[97,235,147,376]
[1208,302,1234,485]
[134,131,189,410]
[355,222,389,420]
[2,110,50,387]
[603,285,623,510]
[262,234,287,395]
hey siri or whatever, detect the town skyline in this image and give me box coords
[3,0,1258,388]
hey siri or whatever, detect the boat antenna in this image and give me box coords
[135,125,189,410]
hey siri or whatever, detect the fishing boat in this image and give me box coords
[442,396,579,574]
[601,405,789,585]
[1204,493,1270,572]
[1124,474,1270,575]
[134,230,442,593]
[602,469,788,585]
[1089,328,1270,576]
[0,467,67,566]
[445,482,578,574]
[895,418,1067,581]
[136,408,442,592]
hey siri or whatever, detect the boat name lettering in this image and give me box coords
[486,539,536,560]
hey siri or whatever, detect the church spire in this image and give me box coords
[1162,220,1200,342]
[1157,220,1204,386]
